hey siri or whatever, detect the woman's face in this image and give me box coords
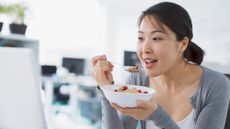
[136,16,184,77]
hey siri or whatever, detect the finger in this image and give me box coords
[91,55,106,66]
[137,98,158,111]
[111,103,123,110]
[111,103,129,113]
[136,100,150,109]
[97,70,112,84]
[92,61,114,85]
[92,61,113,77]
[111,103,140,115]
[106,71,114,81]
[91,55,107,66]
[93,68,112,80]
[96,61,114,71]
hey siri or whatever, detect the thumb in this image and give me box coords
[136,100,149,108]
[106,71,113,81]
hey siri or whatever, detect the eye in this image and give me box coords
[138,37,144,41]
[153,37,162,41]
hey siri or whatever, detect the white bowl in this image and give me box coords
[101,84,155,108]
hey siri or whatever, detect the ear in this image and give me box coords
[178,37,189,53]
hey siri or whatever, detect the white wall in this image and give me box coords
[5,0,107,67]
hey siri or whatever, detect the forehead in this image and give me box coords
[139,15,171,34]
[139,16,161,30]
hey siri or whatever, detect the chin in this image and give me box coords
[144,68,161,77]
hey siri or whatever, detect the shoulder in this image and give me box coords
[202,66,230,89]
[200,66,230,99]
[192,67,230,129]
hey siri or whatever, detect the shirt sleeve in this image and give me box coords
[97,88,124,129]
[147,104,180,129]
[194,77,230,129]
[97,88,138,129]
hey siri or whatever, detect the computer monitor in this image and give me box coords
[0,47,47,129]
[41,65,57,77]
[123,50,141,66]
[62,57,85,75]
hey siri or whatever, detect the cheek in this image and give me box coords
[156,46,178,65]
[136,44,142,60]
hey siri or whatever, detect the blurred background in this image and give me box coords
[0,0,230,129]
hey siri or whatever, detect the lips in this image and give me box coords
[144,58,158,68]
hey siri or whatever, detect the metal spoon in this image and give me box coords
[109,61,139,73]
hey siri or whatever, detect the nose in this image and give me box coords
[141,39,153,54]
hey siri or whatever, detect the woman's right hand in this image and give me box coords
[91,55,114,86]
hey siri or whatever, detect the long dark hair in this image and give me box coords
[138,2,204,65]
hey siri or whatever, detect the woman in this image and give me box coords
[92,2,230,129]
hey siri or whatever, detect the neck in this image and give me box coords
[151,61,200,92]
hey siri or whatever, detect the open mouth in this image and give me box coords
[144,58,158,68]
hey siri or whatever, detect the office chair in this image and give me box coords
[224,74,230,129]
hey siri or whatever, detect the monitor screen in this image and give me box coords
[123,51,141,66]
[41,65,57,77]
[62,57,85,75]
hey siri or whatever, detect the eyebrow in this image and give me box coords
[138,30,164,34]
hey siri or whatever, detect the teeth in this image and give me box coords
[145,60,153,63]
[144,59,157,64]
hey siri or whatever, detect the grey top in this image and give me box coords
[98,66,230,129]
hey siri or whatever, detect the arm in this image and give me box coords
[92,55,139,129]
[92,55,124,129]
[97,88,138,129]
[194,78,230,129]
[97,88,125,129]
[148,105,180,129]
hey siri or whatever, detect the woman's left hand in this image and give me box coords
[111,98,158,120]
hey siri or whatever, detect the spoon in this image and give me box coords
[109,61,139,73]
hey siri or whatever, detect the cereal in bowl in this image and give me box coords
[114,85,148,94]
